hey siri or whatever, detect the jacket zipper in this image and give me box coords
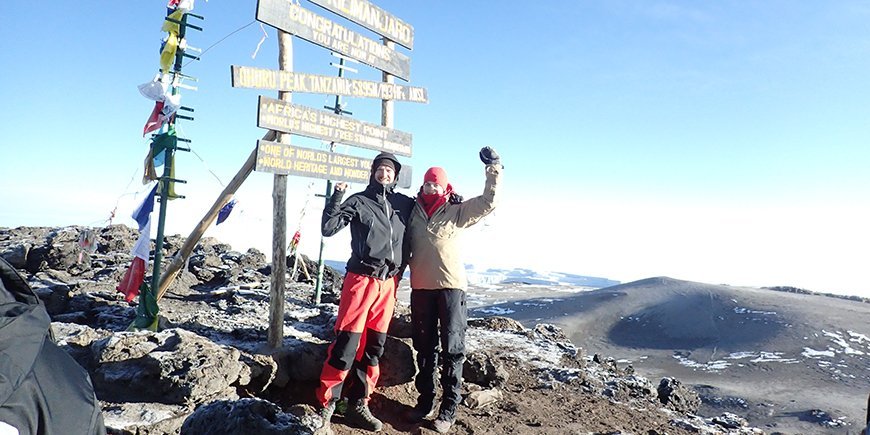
[382,185,394,279]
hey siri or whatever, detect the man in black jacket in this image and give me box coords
[315,152,414,432]
[0,257,107,435]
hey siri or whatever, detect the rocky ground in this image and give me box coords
[1,225,767,434]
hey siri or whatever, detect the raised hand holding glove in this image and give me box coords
[479,146,501,166]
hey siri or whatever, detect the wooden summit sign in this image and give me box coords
[231,65,427,103]
[258,95,412,156]
[307,0,414,50]
[257,0,411,81]
[256,140,412,188]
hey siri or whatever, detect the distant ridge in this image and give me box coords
[465,266,619,288]
[608,276,870,304]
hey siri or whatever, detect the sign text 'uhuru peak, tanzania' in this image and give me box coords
[257,96,412,157]
[231,66,427,103]
[307,0,414,50]
[256,140,412,188]
[257,0,411,80]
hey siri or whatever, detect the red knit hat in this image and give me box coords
[424,167,448,190]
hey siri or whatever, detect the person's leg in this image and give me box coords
[407,289,440,420]
[345,275,397,400]
[316,273,378,407]
[344,275,398,431]
[434,289,467,432]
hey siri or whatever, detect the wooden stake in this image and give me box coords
[381,39,396,129]
[155,130,277,301]
[267,31,293,349]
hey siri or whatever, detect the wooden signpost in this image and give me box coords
[255,140,412,188]
[231,65,427,103]
[257,0,411,80]
[234,0,422,346]
[257,95,412,156]
[307,0,414,50]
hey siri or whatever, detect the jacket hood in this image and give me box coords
[368,152,402,190]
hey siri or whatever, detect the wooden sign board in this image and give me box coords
[256,140,412,188]
[231,65,427,103]
[307,0,414,50]
[257,0,411,81]
[258,95,412,157]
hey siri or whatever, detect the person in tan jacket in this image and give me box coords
[405,147,502,433]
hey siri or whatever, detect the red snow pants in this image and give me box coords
[316,272,398,406]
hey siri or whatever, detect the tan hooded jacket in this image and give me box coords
[408,164,501,290]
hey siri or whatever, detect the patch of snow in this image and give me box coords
[724,351,797,364]
[466,329,572,369]
[725,351,756,360]
[473,306,515,316]
[823,330,867,355]
[285,307,321,321]
[848,330,869,343]
[672,354,730,372]
[749,352,798,364]
[733,307,776,315]
[802,347,835,358]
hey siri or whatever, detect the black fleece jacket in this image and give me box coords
[322,153,414,280]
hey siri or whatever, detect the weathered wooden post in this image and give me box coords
[382,39,396,129]
[155,130,277,301]
[268,31,293,349]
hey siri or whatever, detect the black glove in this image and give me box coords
[449,192,464,204]
[479,146,500,166]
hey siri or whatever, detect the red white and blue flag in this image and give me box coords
[117,185,157,302]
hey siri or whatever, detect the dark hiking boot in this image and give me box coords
[346,399,383,432]
[403,396,437,422]
[432,408,456,433]
[318,399,337,428]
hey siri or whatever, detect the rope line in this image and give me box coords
[182,20,257,68]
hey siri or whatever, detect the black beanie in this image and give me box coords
[371,152,401,174]
[374,158,396,172]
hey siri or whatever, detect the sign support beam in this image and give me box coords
[267,31,293,349]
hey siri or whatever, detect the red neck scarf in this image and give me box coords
[418,186,451,217]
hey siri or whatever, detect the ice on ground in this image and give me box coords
[748,352,798,364]
[725,351,757,360]
[822,330,867,355]
[473,306,515,316]
[466,328,574,370]
[723,351,798,364]
[286,307,321,321]
[676,350,801,372]
[733,307,777,315]
[848,330,869,343]
[802,347,836,358]
[673,354,731,372]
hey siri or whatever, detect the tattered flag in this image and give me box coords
[216,199,237,225]
[131,185,158,231]
[118,188,156,302]
[143,101,166,136]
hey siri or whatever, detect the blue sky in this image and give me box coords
[1,1,868,296]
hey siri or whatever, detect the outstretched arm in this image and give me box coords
[455,147,502,228]
[322,183,355,237]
